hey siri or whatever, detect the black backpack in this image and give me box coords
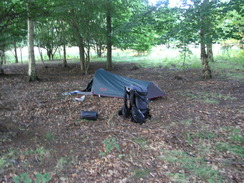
[118,86,151,124]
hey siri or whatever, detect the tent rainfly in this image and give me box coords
[83,68,165,99]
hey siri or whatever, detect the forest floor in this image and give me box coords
[0,61,243,183]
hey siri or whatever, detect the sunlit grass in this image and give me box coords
[4,45,243,75]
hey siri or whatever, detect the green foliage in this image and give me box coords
[35,173,52,183]
[0,156,7,172]
[13,172,51,183]
[24,146,50,162]
[13,173,32,183]
[99,137,120,156]
[44,131,55,141]
[0,149,18,174]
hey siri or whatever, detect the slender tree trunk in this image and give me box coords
[63,44,67,67]
[106,6,112,70]
[78,39,85,72]
[27,0,37,81]
[52,47,59,60]
[0,50,4,75]
[20,47,23,64]
[96,42,102,57]
[0,63,3,75]
[38,46,47,68]
[0,65,3,75]
[207,43,214,62]
[38,46,44,62]
[84,41,91,75]
[200,29,212,79]
[47,49,52,61]
[14,42,19,63]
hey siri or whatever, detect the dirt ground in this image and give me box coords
[0,61,243,182]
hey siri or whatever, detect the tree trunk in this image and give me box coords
[47,49,52,61]
[84,41,91,75]
[0,50,4,75]
[38,46,47,68]
[20,47,23,64]
[200,0,212,80]
[207,43,214,62]
[14,42,19,63]
[38,46,44,63]
[78,39,85,72]
[27,0,37,81]
[0,65,3,75]
[63,44,67,67]
[106,5,112,70]
[201,43,211,79]
[96,42,102,58]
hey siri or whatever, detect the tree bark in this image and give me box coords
[14,42,19,63]
[200,29,212,79]
[207,43,214,62]
[96,42,102,58]
[38,45,44,63]
[0,65,3,75]
[0,50,4,75]
[47,49,52,61]
[200,0,212,80]
[84,44,90,75]
[63,44,67,67]
[27,0,37,81]
[20,47,23,63]
[106,4,112,70]
[78,38,85,72]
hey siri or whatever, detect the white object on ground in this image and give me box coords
[75,95,86,102]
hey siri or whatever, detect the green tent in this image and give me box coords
[83,68,165,99]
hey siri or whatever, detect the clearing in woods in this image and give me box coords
[0,61,243,182]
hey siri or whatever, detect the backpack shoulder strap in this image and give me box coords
[118,87,130,117]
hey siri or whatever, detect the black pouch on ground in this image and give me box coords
[80,111,98,120]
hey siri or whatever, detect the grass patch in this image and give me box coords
[132,168,150,179]
[13,172,51,183]
[213,50,244,81]
[184,91,236,104]
[55,157,69,172]
[99,137,120,156]
[44,131,55,141]
[214,127,244,158]
[24,146,51,163]
[161,150,223,182]
[168,172,190,183]
[179,119,193,126]
[229,128,244,144]
[215,143,244,158]
[132,137,148,148]
[0,149,18,174]
[192,131,216,140]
